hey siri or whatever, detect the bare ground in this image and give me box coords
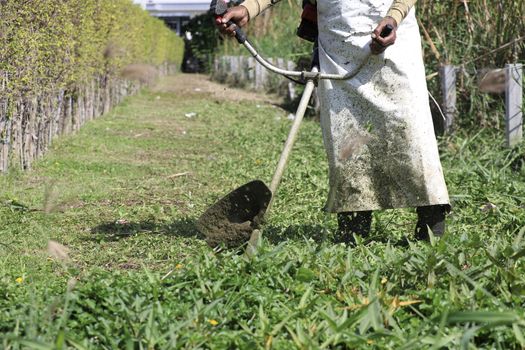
[152,73,283,104]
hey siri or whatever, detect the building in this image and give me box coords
[133,0,211,35]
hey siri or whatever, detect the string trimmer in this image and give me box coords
[197,0,393,250]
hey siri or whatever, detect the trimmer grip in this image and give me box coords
[226,20,247,44]
[380,24,394,38]
[211,0,247,44]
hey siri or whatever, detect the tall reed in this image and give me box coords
[213,0,524,127]
[418,0,525,127]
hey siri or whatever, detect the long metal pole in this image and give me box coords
[266,68,317,212]
[242,41,368,81]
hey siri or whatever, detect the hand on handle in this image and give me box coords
[370,17,398,54]
[214,6,250,43]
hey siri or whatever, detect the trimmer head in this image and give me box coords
[197,180,272,248]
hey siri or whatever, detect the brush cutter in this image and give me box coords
[197,0,393,251]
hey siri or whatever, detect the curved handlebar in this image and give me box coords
[242,40,370,81]
[214,4,392,82]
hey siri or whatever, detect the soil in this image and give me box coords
[153,74,283,104]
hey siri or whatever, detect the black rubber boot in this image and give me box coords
[415,205,450,240]
[336,211,372,245]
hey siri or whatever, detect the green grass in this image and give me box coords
[1,75,525,349]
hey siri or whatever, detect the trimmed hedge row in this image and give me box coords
[0,0,184,172]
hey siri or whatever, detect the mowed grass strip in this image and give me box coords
[1,75,525,348]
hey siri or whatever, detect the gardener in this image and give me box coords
[216,0,451,243]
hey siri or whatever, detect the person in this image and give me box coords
[215,0,451,244]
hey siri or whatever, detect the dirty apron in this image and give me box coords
[317,0,449,212]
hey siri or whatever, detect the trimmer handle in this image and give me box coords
[211,0,247,44]
[380,24,394,38]
[222,18,247,44]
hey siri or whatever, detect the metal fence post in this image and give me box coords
[439,64,456,133]
[247,57,255,89]
[505,63,523,148]
[255,61,263,90]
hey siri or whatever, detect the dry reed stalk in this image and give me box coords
[418,18,441,63]
[459,0,474,35]
[430,24,448,63]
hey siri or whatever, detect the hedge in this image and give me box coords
[0,0,184,172]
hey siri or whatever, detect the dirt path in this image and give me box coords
[153,73,283,104]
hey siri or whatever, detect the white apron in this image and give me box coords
[317,0,449,212]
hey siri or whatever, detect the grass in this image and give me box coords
[1,74,525,349]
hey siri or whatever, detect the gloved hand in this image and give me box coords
[215,6,250,37]
[370,17,398,54]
